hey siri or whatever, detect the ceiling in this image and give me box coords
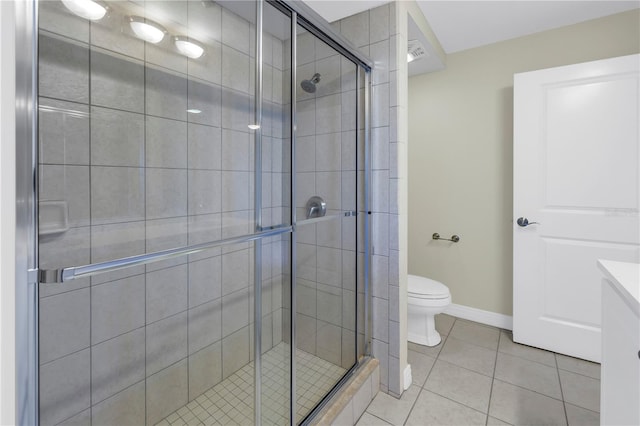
[304,1,639,53]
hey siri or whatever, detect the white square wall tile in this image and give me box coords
[222,288,249,337]
[146,312,188,377]
[39,349,91,426]
[188,123,222,170]
[189,299,223,355]
[91,328,145,404]
[188,170,222,215]
[91,107,144,167]
[39,288,90,364]
[39,35,89,104]
[91,221,145,263]
[189,255,222,307]
[91,275,145,345]
[221,46,251,94]
[146,360,189,426]
[39,98,89,165]
[40,165,90,227]
[91,166,144,225]
[91,48,144,113]
[187,79,222,128]
[146,265,188,323]
[146,116,187,168]
[146,66,188,121]
[91,381,145,426]
[146,168,188,220]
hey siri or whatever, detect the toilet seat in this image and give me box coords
[408,275,450,300]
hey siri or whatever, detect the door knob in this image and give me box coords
[517,217,539,227]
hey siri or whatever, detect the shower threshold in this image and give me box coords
[156,343,346,426]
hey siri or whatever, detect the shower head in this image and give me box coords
[301,73,321,93]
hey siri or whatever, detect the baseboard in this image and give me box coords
[445,303,513,330]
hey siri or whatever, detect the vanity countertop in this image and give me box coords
[598,260,640,316]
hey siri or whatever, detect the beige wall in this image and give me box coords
[408,10,640,316]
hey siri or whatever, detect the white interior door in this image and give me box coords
[513,54,640,363]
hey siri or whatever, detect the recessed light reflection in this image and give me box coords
[174,36,205,59]
[248,124,260,130]
[187,109,202,114]
[129,16,166,44]
[61,0,107,21]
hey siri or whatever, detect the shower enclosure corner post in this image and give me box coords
[289,9,298,426]
[14,0,39,425]
[364,69,372,358]
[254,0,264,424]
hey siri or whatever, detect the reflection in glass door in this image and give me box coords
[33,1,369,424]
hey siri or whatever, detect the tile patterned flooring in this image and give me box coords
[156,343,346,426]
[358,315,601,426]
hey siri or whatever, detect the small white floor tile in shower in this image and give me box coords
[156,342,346,426]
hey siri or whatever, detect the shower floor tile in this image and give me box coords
[156,343,346,426]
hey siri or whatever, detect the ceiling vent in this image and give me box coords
[407,39,428,63]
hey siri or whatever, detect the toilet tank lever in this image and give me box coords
[432,233,460,243]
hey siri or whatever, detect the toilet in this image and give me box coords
[408,274,451,346]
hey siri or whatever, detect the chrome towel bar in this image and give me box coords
[432,233,460,243]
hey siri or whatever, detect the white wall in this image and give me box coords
[408,9,640,316]
[0,1,17,424]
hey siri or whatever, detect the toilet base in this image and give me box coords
[408,330,442,347]
[408,300,449,347]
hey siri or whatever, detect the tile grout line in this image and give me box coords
[555,354,570,426]
[486,326,502,425]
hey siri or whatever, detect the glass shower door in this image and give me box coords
[36,0,292,424]
[293,23,361,423]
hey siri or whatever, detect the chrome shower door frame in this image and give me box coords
[17,0,372,424]
[15,0,39,425]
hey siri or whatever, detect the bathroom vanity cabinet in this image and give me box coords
[598,260,640,426]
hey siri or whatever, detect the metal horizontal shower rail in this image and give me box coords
[38,225,293,284]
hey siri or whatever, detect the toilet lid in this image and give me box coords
[408,275,450,299]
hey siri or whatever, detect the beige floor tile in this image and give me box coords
[498,331,556,367]
[407,335,446,359]
[449,319,500,350]
[405,390,486,426]
[489,380,566,426]
[356,412,392,426]
[365,385,420,426]
[494,352,562,399]
[438,337,497,376]
[559,370,600,412]
[407,350,436,386]
[435,314,456,336]
[555,354,600,379]
[565,402,599,426]
[424,359,493,413]
[424,360,493,413]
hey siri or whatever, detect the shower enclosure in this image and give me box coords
[16,0,371,425]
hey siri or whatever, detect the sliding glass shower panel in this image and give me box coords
[36,1,290,424]
[294,23,359,423]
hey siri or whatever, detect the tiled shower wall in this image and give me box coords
[289,28,365,370]
[334,2,405,396]
[36,1,290,425]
